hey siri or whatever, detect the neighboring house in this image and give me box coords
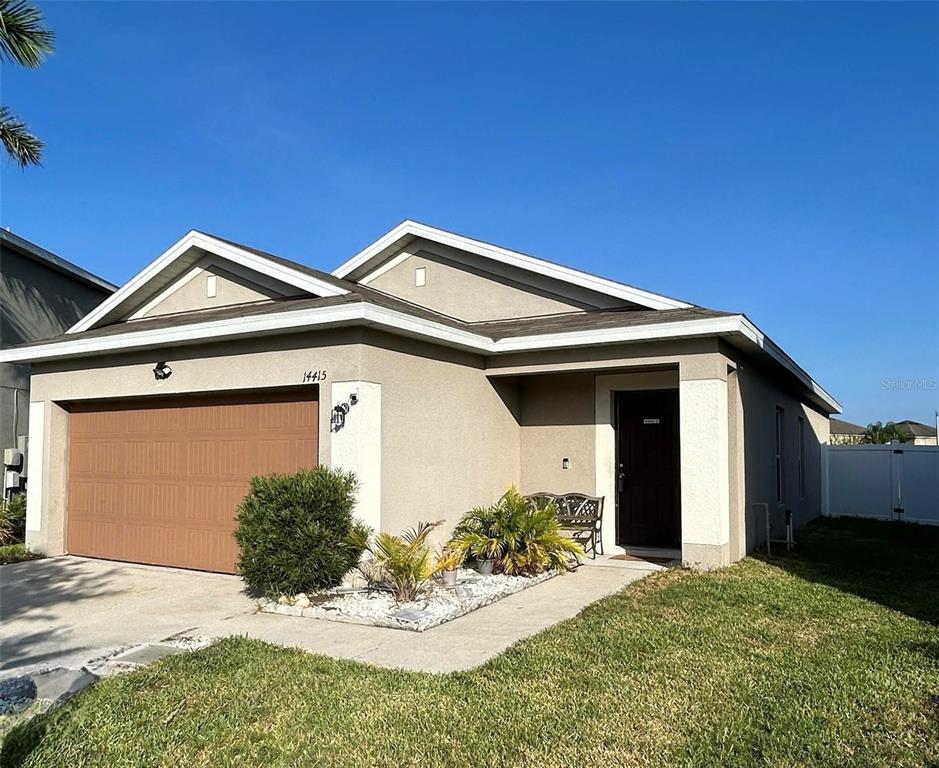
[896,420,938,446]
[0,230,116,471]
[829,417,867,445]
[0,221,839,571]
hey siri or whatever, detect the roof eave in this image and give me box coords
[332,220,693,311]
[66,231,350,335]
[0,306,838,413]
[0,230,117,294]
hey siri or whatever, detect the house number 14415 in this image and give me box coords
[301,370,327,383]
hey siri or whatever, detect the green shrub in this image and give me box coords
[451,487,583,576]
[0,493,26,546]
[0,543,38,565]
[234,467,367,598]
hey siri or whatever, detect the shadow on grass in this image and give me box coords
[757,517,939,626]
[1,709,47,768]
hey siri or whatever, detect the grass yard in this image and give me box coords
[3,518,937,767]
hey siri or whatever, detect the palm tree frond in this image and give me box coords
[0,104,42,167]
[0,0,54,67]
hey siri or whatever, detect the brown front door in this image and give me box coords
[615,389,681,548]
[66,389,318,573]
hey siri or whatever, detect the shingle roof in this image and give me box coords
[896,420,938,438]
[16,289,737,350]
[0,228,841,414]
[471,307,733,339]
[830,418,867,435]
[1,229,117,293]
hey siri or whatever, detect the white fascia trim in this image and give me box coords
[127,262,207,320]
[69,231,347,334]
[358,249,413,285]
[10,304,372,363]
[333,220,691,311]
[735,316,842,413]
[127,254,295,320]
[4,305,839,412]
[492,316,743,352]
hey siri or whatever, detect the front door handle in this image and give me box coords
[617,472,625,492]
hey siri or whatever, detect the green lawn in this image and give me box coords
[3,518,937,767]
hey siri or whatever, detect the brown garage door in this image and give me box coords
[66,389,318,573]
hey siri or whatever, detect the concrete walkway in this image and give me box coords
[1,556,656,676]
[198,563,655,672]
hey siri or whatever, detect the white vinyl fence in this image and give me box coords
[822,443,939,526]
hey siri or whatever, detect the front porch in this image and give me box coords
[489,345,741,570]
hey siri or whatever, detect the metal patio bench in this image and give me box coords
[524,492,605,559]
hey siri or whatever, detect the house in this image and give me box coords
[829,417,867,445]
[0,230,116,479]
[0,221,839,572]
[896,420,938,446]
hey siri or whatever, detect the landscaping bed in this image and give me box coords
[3,518,936,767]
[260,568,555,631]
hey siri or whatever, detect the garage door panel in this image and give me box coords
[67,390,318,573]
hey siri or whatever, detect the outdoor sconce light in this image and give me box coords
[330,391,360,432]
[331,402,350,432]
[153,361,173,380]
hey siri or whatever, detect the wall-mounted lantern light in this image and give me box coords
[153,361,173,380]
[331,391,360,432]
[331,402,351,432]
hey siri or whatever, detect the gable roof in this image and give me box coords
[68,230,349,334]
[1,229,117,294]
[0,223,841,414]
[332,220,693,311]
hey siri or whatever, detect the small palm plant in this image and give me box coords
[500,502,583,576]
[451,487,583,576]
[348,520,442,602]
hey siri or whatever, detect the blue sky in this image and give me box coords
[2,2,937,425]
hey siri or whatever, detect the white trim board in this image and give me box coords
[69,231,348,334]
[127,255,295,320]
[334,220,691,311]
[1,305,841,413]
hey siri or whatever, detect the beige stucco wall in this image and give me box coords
[726,345,830,552]
[518,372,596,494]
[497,341,737,567]
[360,331,520,541]
[497,339,831,568]
[366,250,592,322]
[24,325,831,572]
[25,327,523,555]
[142,265,282,318]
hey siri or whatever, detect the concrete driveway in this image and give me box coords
[0,557,255,676]
[1,555,656,677]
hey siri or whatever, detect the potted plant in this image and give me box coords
[434,544,465,587]
[450,504,502,576]
[450,488,584,578]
